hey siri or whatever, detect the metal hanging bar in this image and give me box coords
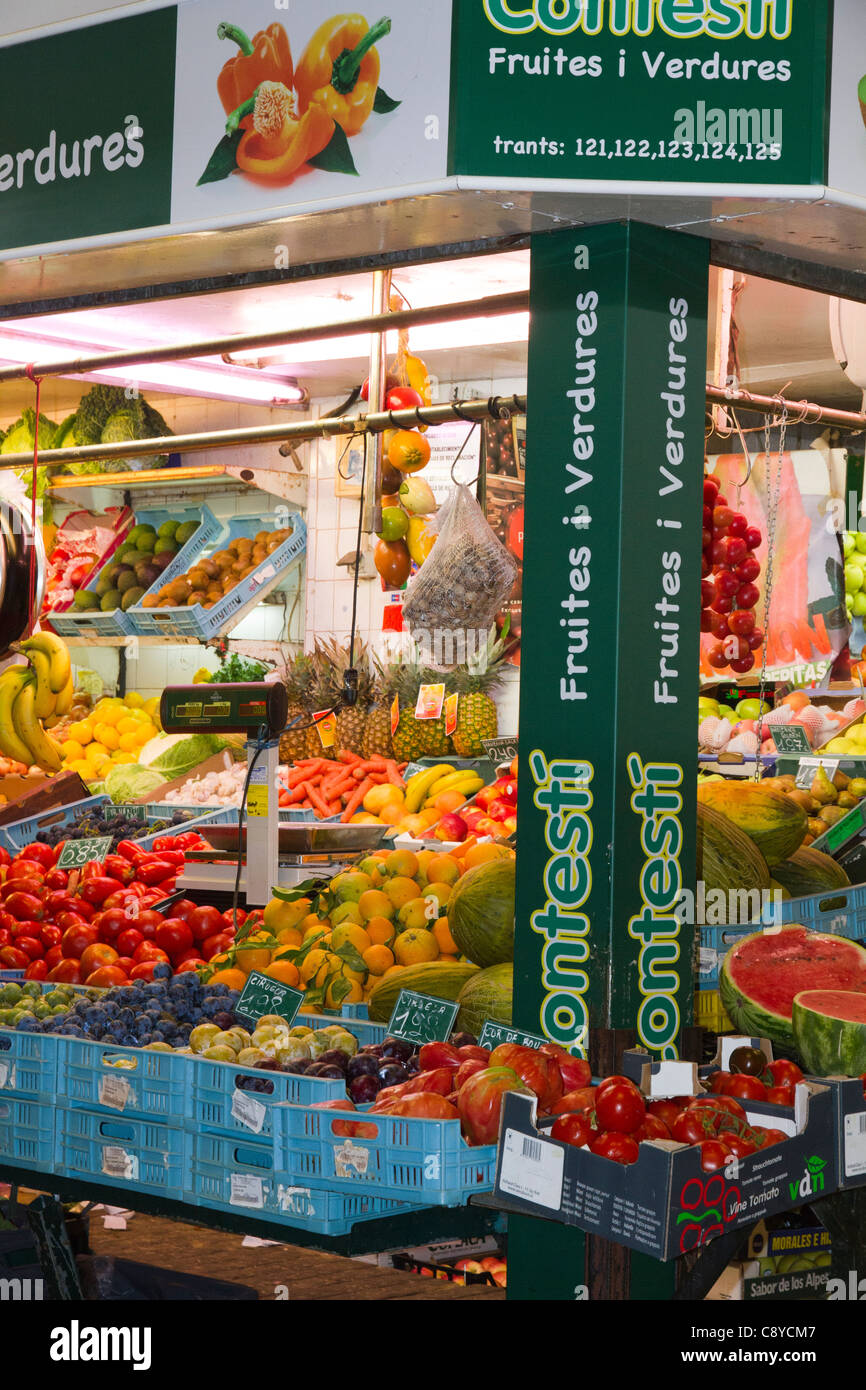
[706,383,866,433]
[0,293,529,384]
[0,396,525,470]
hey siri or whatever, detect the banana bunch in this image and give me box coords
[0,632,72,773]
[404,763,485,814]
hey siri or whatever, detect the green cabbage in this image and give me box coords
[138,732,243,780]
[103,764,167,805]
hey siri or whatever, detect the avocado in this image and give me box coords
[154,538,179,556]
[100,589,122,611]
[175,520,199,545]
[121,586,145,611]
[73,589,100,611]
[117,570,139,593]
[157,520,179,540]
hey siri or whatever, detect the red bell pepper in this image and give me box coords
[134,858,177,887]
[116,839,149,865]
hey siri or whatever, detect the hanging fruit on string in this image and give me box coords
[700,473,764,675]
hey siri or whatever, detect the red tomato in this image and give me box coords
[18,843,55,868]
[720,1131,757,1159]
[699,1140,729,1172]
[765,1085,795,1106]
[4,890,44,921]
[690,1095,747,1120]
[79,942,119,977]
[93,908,129,945]
[202,931,233,961]
[550,1112,591,1148]
[648,1099,683,1130]
[43,868,69,891]
[85,965,129,988]
[15,936,44,960]
[672,1110,713,1145]
[219,906,247,935]
[0,909,15,934]
[60,924,98,959]
[634,1113,672,1142]
[7,860,46,883]
[80,876,124,907]
[45,891,83,918]
[589,1131,640,1164]
[187,905,224,941]
[47,959,82,983]
[596,1075,639,1097]
[755,1128,788,1148]
[550,1086,597,1116]
[155,919,194,959]
[0,877,41,901]
[43,946,63,969]
[174,958,206,975]
[127,909,164,937]
[767,1059,803,1087]
[706,1070,732,1094]
[102,855,135,885]
[454,1058,488,1088]
[116,928,144,957]
[24,959,48,980]
[721,1074,767,1102]
[0,848,10,867]
[129,961,162,981]
[55,911,92,934]
[386,384,424,412]
[0,929,9,949]
[0,945,29,968]
[595,1080,645,1134]
[114,956,134,975]
[539,1043,592,1092]
[39,925,62,949]
[133,942,169,965]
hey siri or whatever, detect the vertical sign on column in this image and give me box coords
[514,223,707,1058]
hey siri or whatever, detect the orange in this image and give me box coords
[272,945,301,964]
[415,849,435,875]
[397,898,432,931]
[325,976,364,1008]
[299,948,330,983]
[431,789,468,814]
[234,932,274,975]
[433,916,458,955]
[377,801,405,826]
[263,960,300,987]
[424,881,452,910]
[366,916,397,947]
[382,963,406,980]
[426,853,460,886]
[263,895,310,932]
[363,944,395,976]
[330,922,372,956]
[303,919,330,940]
[385,875,423,910]
[463,842,511,870]
[437,954,459,964]
[384,848,419,879]
[207,967,247,990]
[358,888,395,921]
[275,926,303,949]
[315,953,364,990]
[207,951,232,970]
[394,928,439,966]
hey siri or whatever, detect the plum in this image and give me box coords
[317,1048,350,1072]
[381,1038,413,1062]
[450,1031,477,1049]
[347,1054,380,1080]
[306,1064,345,1079]
[349,1073,382,1104]
[378,1062,408,1087]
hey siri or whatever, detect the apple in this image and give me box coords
[435,812,467,842]
[843,532,856,558]
[856,532,866,554]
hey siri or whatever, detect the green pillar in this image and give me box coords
[508,223,709,1300]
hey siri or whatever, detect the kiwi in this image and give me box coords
[121,586,145,611]
[100,589,122,611]
[175,520,199,545]
[73,590,99,611]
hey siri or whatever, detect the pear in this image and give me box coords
[810,766,837,806]
[837,790,859,809]
[848,778,866,799]
[398,475,437,516]
[819,804,847,826]
[833,769,851,791]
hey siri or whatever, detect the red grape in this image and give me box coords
[703,529,713,551]
[735,556,761,584]
[701,580,715,607]
[728,514,748,537]
[728,610,756,637]
[703,505,713,528]
[748,629,764,651]
[701,555,711,577]
[708,611,730,637]
[725,635,751,661]
[745,527,762,550]
[715,494,728,507]
[700,610,712,633]
[711,594,734,615]
[737,583,760,610]
[713,506,735,531]
[721,535,748,567]
[704,478,720,504]
[712,539,730,566]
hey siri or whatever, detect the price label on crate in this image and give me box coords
[114,806,148,823]
[57,836,113,870]
[387,990,458,1047]
[235,969,303,1028]
[771,725,812,755]
[482,737,519,764]
[478,1021,549,1051]
[795,758,840,791]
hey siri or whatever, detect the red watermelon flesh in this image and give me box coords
[794,990,866,1022]
[719,924,866,1048]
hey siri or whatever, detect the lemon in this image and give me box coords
[193,668,212,684]
[94,723,120,750]
[124,691,145,708]
[61,740,84,762]
[67,719,93,744]
[133,723,155,745]
[86,751,111,774]
[116,716,140,736]
[110,751,138,765]
[143,697,160,719]
[67,759,93,776]
[117,730,141,752]
[87,742,110,762]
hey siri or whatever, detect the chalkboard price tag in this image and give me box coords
[57,836,113,870]
[478,1021,549,1051]
[115,805,148,822]
[236,970,303,1027]
[387,990,459,1047]
[771,725,812,755]
[482,737,518,764]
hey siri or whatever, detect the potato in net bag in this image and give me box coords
[402,484,518,640]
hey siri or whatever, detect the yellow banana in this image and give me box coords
[425,770,484,797]
[0,668,38,767]
[54,673,75,716]
[12,678,63,773]
[405,764,456,813]
[425,777,484,805]
[19,631,71,694]
[21,645,56,720]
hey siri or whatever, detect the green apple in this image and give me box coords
[856,531,866,554]
[699,697,720,716]
[736,698,771,720]
[845,562,865,594]
[717,706,739,723]
[853,592,866,618]
[844,532,857,558]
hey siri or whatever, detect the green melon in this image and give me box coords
[792,989,866,1076]
[697,782,807,866]
[448,858,514,968]
[772,846,850,901]
[697,802,771,922]
[367,960,479,1023]
[719,923,866,1049]
[455,962,513,1037]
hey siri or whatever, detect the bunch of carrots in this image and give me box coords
[278,750,408,822]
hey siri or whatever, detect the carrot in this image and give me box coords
[302,798,312,808]
[285,785,308,804]
[383,760,405,788]
[337,749,363,766]
[305,781,333,818]
[341,777,374,822]
[287,761,326,788]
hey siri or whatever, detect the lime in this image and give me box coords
[379,506,409,542]
[21,981,41,999]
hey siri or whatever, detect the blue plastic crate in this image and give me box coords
[0,795,110,854]
[0,798,233,855]
[774,884,866,940]
[49,505,220,640]
[273,1101,498,1207]
[55,1108,186,1199]
[186,1130,422,1234]
[190,1056,344,1142]
[0,1094,55,1171]
[0,1029,61,1100]
[129,512,306,639]
[59,1038,191,1122]
[132,804,236,850]
[295,1012,386,1047]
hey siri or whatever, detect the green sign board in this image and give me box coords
[57,836,113,870]
[450,0,829,187]
[236,970,303,1027]
[513,223,706,1061]
[479,1020,548,1050]
[387,990,459,1046]
[0,8,176,253]
[771,724,812,754]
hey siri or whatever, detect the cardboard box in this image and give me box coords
[493,1060,838,1261]
[741,1213,831,1300]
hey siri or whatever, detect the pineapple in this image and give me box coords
[332,640,376,755]
[362,655,394,760]
[390,659,454,762]
[305,641,341,760]
[280,652,315,765]
[451,631,506,757]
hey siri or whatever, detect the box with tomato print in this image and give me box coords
[493,1050,837,1261]
[0,835,228,986]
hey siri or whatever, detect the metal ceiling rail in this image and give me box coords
[0,292,530,383]
[706,383,866,433]
[0,396,526,469]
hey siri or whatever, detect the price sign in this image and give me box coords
[114,806,148,822]
[771,726,812,755]
[387,990,459,1047]
[818,802,866,855]
[236,970,303,1027]
[482,737,518,764]
[57,837,112,870]
[479,1021,549,1051]
[795,758,840,791]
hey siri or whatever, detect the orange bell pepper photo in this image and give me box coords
[231,82,335,183]
[216,20,293,115]
[295,14,391,137]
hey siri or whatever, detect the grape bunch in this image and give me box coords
[701,475,764,675]
[35,807,195,851]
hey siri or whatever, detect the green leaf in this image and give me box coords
[328,974,353,1006]
[308,123,359,177]
[373,86,401,114]
[302,986,325,1008]
[197,128,243,186]
[333,941,367,974]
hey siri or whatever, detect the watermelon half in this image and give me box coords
[719,924,866,1049]
[793,990,866,1077]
